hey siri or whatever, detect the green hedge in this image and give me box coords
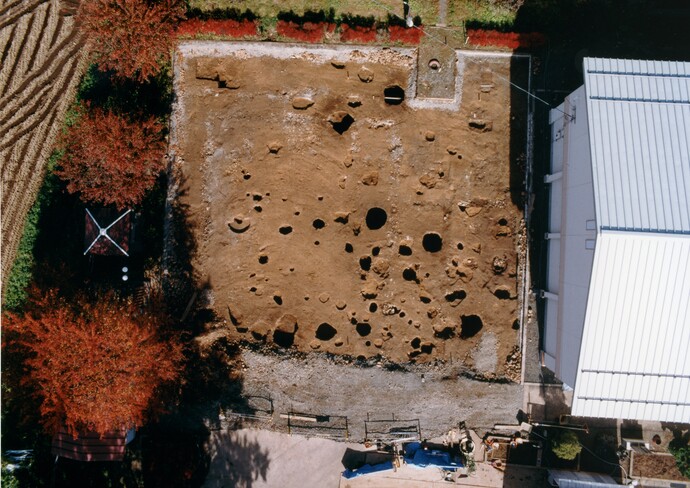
[670,442,690,478]
[465,18,516,32]
[387,13,422,27]
[188,7,410,29]
[186,7,257,21]
[3,152,61,311]
[277,8,336,25]
[340,13,377,28]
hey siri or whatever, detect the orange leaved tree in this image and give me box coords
[78,0,186,82]
[3,291,183,437]
[57,107,166,209]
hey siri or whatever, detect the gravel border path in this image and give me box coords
[239,349,523,441]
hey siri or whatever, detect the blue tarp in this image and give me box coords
[342,461,394,479]
[404,442,463,471]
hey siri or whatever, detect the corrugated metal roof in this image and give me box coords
[584,57,690,233]
[548,469,619,488]
[571,231,690,422]
[558,480,621,488]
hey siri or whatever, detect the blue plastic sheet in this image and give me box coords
[404,442,463,471]
[342,461,394,479]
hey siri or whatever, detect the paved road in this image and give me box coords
[201,428,546,488]
[203,429,359,488]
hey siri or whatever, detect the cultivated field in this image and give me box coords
[0,0,88,287]
[172,42,528,379]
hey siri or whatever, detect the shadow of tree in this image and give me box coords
[620,419,643,441]
[142,130,276,487]
[203,431,271,488]
[162,166,199,319]
[141,411,211,488]
[662,423,690,451]
[540,384,570,422]
[138,327,253,486]
[502,464,547,487]
[77,63,175,119]
[508,54,530,207]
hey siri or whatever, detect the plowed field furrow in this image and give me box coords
[48,12,64,47]
[0,134,24,176]
[0,0,24,18]
[0,43,80,146]
[0,83,53,139]
[1,138,49,258]
[0,23,17,75]
[1,113,59,239]
[0,19,78,107]
[0,16,29,94]
[1,136,34,215]
[31,0,59,70]
[2,113,57,255]
[1,134,32,188]
[3,13,35,94]
[0,131,23,175]
[0,31,80,125]
[5,137,43,201]
[1,2,87,289]
[0,54,79,148]
[0,0,49,30]
[0,107,55,183]
[26,3,51,73]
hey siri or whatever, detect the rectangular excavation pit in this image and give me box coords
[170,42,529,379]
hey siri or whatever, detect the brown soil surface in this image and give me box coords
[632,452,688,481]
[0,0,87,288]
[173,42,524,376]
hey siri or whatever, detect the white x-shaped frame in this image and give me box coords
[84,208,131,256]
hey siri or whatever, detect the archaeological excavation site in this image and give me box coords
[171,42,528,379]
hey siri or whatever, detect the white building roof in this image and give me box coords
[572,232,690,421]
[570,58,690,422]
[585,57,690,232]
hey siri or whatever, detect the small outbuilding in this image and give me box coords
[51,429,128,462]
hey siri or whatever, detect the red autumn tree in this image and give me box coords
[78,0,186,82]
[3,291,183,437]
[57,106,166,209]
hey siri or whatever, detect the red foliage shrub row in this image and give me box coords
[176,18,258,38]
[467,29,546,49]
[389,25,423,44]
[276,21,336,43]
[340,23,377,43]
